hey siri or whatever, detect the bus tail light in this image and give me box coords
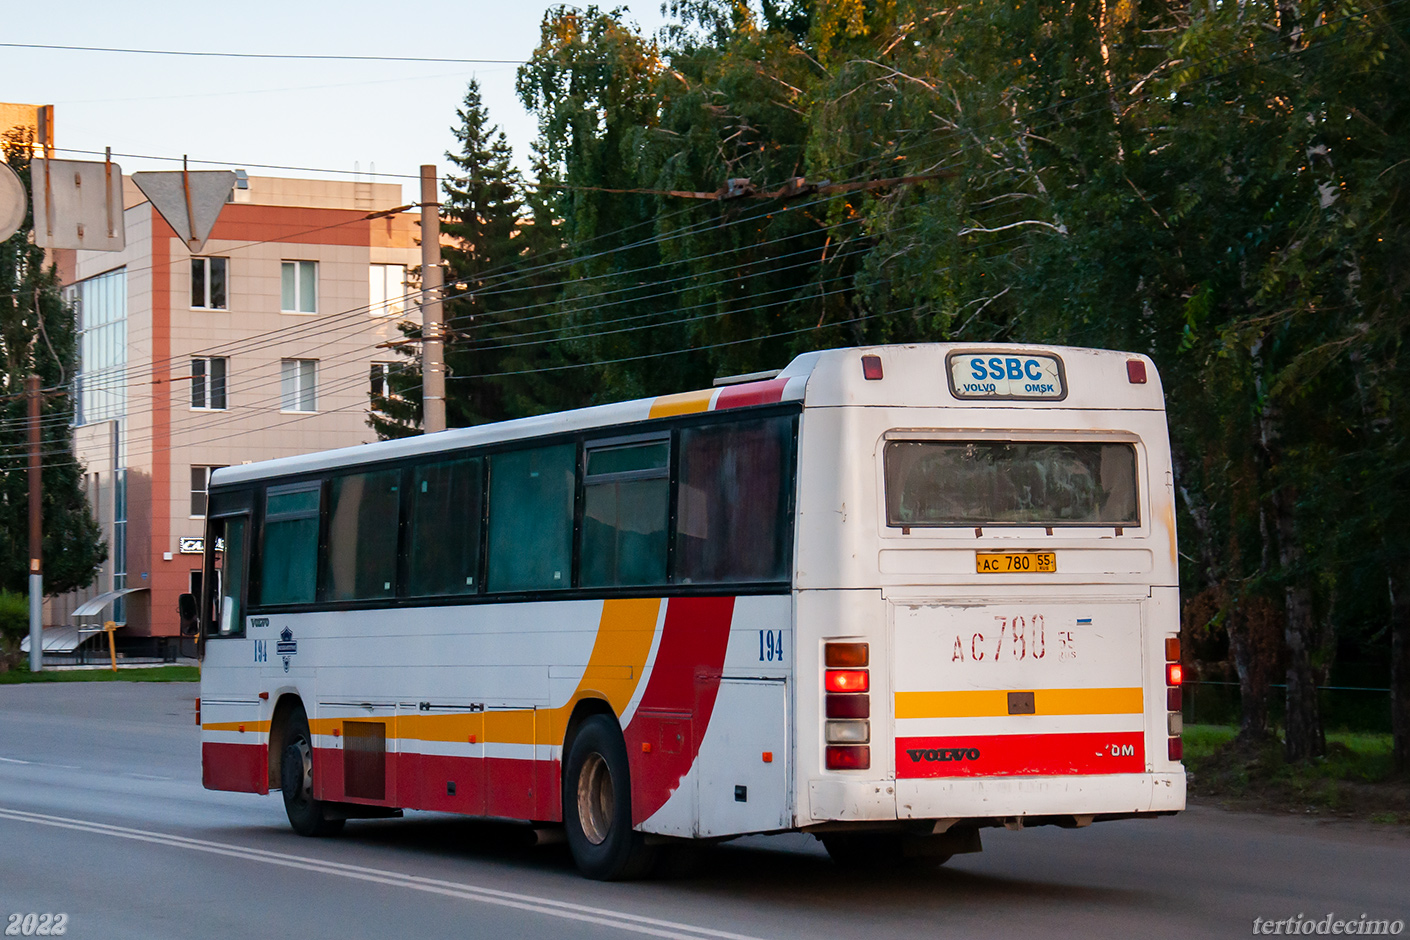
[1165,637,1183,762]
[861,355,884,380]
[825,669,868,693]
[1127,360,1147,384]
[825,720,870,744]
[825,745,870,770]
[824,642,870,769]
[825,642,868,667]
[826,694,870,719]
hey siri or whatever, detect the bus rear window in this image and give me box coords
[884,441,1139,527]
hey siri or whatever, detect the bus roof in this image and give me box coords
[210,343,1163,488]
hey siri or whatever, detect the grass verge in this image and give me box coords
[1184,723,1409,823]
[0,662,199,684]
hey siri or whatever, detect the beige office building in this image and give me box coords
[50,174,419,647]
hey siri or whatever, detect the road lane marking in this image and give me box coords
[0,807,769,940]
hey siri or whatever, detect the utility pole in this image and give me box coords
[419,165,446,434]
[27,374,43,672]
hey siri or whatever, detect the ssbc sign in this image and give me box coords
[947,351,1066,401]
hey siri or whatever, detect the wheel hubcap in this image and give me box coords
[576,752,614,846]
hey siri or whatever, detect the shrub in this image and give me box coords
[0,590,30,671]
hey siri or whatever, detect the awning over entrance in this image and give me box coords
[20,625,105,654]
[70,587,148,619]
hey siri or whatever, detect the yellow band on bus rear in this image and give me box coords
[895,686,1143,719]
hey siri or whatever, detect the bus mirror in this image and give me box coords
[177,593,198,635]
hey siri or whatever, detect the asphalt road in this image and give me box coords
[0,681,1406,940]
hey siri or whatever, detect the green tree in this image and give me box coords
[0,136,106,596]
[371,81,564,435]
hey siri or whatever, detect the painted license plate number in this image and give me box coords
[976,551,1056,573]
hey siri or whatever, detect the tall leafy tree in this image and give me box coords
[0,135,106,596]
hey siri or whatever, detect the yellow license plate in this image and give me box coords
[976,551,1057,574]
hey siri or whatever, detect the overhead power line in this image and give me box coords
[0,42,525,65]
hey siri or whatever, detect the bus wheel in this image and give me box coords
[821,832,950,870]
[280,706,345,837]
[563,715,655,880]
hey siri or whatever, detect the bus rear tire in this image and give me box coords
[563,715,655,881]
[280,705,345,837]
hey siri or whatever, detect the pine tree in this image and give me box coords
[0,134,106,597]
[369,80,543,436]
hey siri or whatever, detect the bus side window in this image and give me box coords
[321,469,401,601]
[580,439,669,588]
[675,416,793,584]
[406,457,483,596]
[487,443,575,592]
[258,483,321,605]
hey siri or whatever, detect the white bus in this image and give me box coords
[197,343,1185,880]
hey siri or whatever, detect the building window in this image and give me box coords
[281,260,317,313]
[191,357,227,410]
[369,264,406,317]
[191,257,228,309]
[70,267,128,426]
[370,362,393,400]
[280,359,317,412]
[190,465,227,517]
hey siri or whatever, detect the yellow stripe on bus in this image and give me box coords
[894,687,1144,719]
[289,598,665,748]
[203,720,272,733]
[648,389,713,418]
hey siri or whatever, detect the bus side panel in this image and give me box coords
[200,647,270,795]
[630,595,793,837]
[623,596,735,828]
[202,742,268,794]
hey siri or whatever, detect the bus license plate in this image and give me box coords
[976,552,1056,574]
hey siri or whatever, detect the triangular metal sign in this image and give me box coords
[132,169,235,254]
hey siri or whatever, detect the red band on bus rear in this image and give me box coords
[896,732,1146,778]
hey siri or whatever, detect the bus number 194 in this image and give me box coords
[758,629,785,662]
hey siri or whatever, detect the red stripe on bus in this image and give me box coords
[714,378,789,410]
[202,742,268,794]
[895,732,1146,778]
[624,595,735,825]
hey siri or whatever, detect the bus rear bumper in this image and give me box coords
[807,772,1184,823]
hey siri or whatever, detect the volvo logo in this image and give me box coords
[906,747,981,763]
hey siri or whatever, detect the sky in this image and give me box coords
[1,0,672,203]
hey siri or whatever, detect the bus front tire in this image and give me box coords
[562,715,655,881]
[280,707,345,837]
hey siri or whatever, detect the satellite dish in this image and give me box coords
[0,162,26,242]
